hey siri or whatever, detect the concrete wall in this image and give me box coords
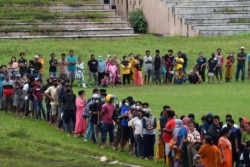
[113,0,198,37]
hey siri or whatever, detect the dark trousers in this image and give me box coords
[142,134,155,158]
[98,72,105,85]
[122,74,130,85]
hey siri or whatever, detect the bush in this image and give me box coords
[128,9,147,33]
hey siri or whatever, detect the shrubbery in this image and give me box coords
[128,9,147,33]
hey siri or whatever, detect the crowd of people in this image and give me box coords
[0,48,250,167]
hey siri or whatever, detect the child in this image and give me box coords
[75,57,86,88]
[101,75,109,87]
[107,59,118,87]
[187,121,201,167]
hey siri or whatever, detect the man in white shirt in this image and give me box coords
[143,50,153,84]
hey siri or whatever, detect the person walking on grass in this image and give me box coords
[236,46,247,82]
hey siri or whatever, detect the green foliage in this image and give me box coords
[128,9,147,33]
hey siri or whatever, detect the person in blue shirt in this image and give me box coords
[66,50,77,86]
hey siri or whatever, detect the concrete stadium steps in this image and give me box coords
[0,28,134,37]
[167,0,250,6]
[0,34,139,39]
[0,21,129,29]
[0,16,123,23]
[48,4,110,10]
[173,5,250,14]
[178,12,250,19]
[198,29,250,36]
[192,23,250,29]
[165,0,250,36]
[0,2,135,38]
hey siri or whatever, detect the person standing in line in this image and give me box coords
[44,79,59,125]
[38,55,44,82]
[87,54,99,88]
[247,53,250,82]
[18,52,27,77]
[218,127,232,167]
[66,50,77,86]
[143,50,153,84]
[49,53,59,77]
[100,94,116,149]
[196,51,207,82]
[97,55,106,86]
[107,59,118,88]
[198,135,222,167]
[75,57,86,88]
[62,85,76,136]
[75,90,87,137]
[152,50,162,85]
[225,52,235,82]
[58,53,68,80]
[215,48,224,83]
[207,53,217,84]
[236,46,247,82]
[121,55,131,86]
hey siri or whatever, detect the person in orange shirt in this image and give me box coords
[198,135,222,167]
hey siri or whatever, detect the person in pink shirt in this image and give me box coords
[107,59,118,88]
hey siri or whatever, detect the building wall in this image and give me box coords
[114,0,198,37]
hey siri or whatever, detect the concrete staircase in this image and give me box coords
[165,0,250,36]
[0,3,136,39]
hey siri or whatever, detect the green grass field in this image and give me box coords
[0,34,250,166]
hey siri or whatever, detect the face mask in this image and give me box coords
[95,99,99,103]
[125,102,129,106]
[66,89,71,92]
[136,106,140,110]
[53,83,58,86]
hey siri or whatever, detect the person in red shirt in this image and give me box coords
[32,79,46,120]
[163,109,176,167]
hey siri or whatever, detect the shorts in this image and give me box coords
[67,71,76,80]
[51,105,58,116]
[59,74,67,80]
[165,143,171,156]
[208,72,215,77]
[121,126,130,141]
[13,95,24,108]
[144,69,152,77]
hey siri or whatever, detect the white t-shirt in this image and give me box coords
[128,117,143,136]
[22,83,29,100]
[144,56,153,70]
[44,86,58,105]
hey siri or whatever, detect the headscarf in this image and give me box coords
[173,119,183,142]
[182,116,190,132]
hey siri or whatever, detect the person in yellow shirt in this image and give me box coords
[129,54,136,82]
[175,52,184,71]
[38,55,44,82]
[121,55,131,86]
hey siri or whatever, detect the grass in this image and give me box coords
[0,34,250,166]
